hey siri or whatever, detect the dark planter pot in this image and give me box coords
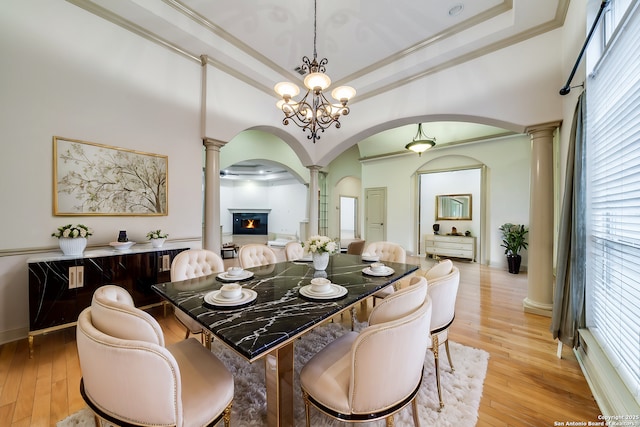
[507,254,522,274]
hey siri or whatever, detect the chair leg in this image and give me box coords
[222,402,232,427]
[386,415,395,426]
[184,329,190,339]
[302,391,311,427]
[411,397,421,427]
[444,339,454,371]
[432,335,444,409]
[350,306,356,331]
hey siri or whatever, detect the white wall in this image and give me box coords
[220,179,307,237]
[0,2,203,342]
[419,168,481,250]
[360,134,531,266]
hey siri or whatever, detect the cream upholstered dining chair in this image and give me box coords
[77,285,234,427]
[170,249,225,342]
[284,241,304,261]
[365,241,407,302]
[238,243,277,268]
[300,285,432,427]
[418,260,460,409]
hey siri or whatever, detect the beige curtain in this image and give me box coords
[550,92,586,348]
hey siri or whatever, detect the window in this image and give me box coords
[585,0,640,406]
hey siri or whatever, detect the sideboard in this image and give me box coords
[27,243,189,357]
[424,234,475,261]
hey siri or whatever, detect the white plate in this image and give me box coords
[217,271,254,281]
[204,289,257,306]
[109,241,136,251]
[299,284,348,300]
[362,266,395,277]
[361,255,380,262]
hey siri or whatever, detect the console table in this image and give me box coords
[425,234,475,261]
[27,243,189,357]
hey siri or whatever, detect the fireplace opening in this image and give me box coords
[233,212,268,235]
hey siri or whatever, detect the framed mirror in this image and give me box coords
[436,194,472,220]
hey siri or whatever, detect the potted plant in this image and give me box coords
[499,223,528,274]
[303,235,339,271]
[146,229,168,248]
[52,224,93,256]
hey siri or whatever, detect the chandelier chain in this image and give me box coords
[273,0,355,142]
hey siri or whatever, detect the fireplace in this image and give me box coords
[232,211,269,235]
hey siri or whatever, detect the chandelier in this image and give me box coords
[405,123,436,156]
[274,0,356,142]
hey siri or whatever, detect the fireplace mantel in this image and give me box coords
[228,208,271,213]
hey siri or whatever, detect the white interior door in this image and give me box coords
[365,187,386,243]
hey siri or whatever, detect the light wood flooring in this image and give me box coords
[0,254,602,426]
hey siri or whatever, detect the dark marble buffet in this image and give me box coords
[27,243,189,357]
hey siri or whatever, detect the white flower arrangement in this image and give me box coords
[51,224,93,239]
[303,235,339,254]
[146,229,168,240]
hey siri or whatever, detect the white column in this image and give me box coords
[203,138,227,252]
[308,166,321,236]
[523,122,560,316]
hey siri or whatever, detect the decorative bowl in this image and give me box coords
[109,241,136,251]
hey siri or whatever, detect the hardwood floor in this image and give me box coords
[0,255,601,426]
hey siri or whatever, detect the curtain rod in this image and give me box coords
[559,0,610,96]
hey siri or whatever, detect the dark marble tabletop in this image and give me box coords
[152,254,418,361]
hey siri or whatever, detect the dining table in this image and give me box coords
[151,253,419,427]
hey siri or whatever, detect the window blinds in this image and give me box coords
[585,1,640,405]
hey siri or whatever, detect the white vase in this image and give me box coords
[312,252,330,271]
[150,238,166,248]
[58,237,87,256]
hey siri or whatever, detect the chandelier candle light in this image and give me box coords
[274,0,356,142]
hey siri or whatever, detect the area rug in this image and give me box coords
[58,322,488,427]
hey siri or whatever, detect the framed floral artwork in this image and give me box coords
[53,136,168,216]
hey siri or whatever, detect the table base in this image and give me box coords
[265,342,295,426]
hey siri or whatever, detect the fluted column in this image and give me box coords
[203,138,227,252]
[523,121,561,316]
[308,166,321,236]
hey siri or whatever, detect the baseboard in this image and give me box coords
[0,326,29,346]
[575,329,640,418]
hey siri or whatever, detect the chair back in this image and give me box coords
[91,284,164,345]
[284,241,304,261]
[171,249,224,281]
[368,276,427,325]
[346,240,366,255]
[427,267,460,332]
[365,241,406,263]
[424,259,453,281]
[238,244,278,268]
[349,296,432,414]
[77,287,183,425]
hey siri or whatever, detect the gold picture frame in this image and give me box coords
[53,136,168,216]
[436,194,472,220]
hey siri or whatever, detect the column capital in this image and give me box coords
[525,121,562,138]
[200,54,208,66]
[307,165,323,172]
[202,137,227,150]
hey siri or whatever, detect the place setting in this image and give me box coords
[216,266,254,282]
[360,252,380,262]
[203,282,257,310]
[298,277,348,302]
[362,262,395,277]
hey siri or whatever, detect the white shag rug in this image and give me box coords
[59,322,488,427]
